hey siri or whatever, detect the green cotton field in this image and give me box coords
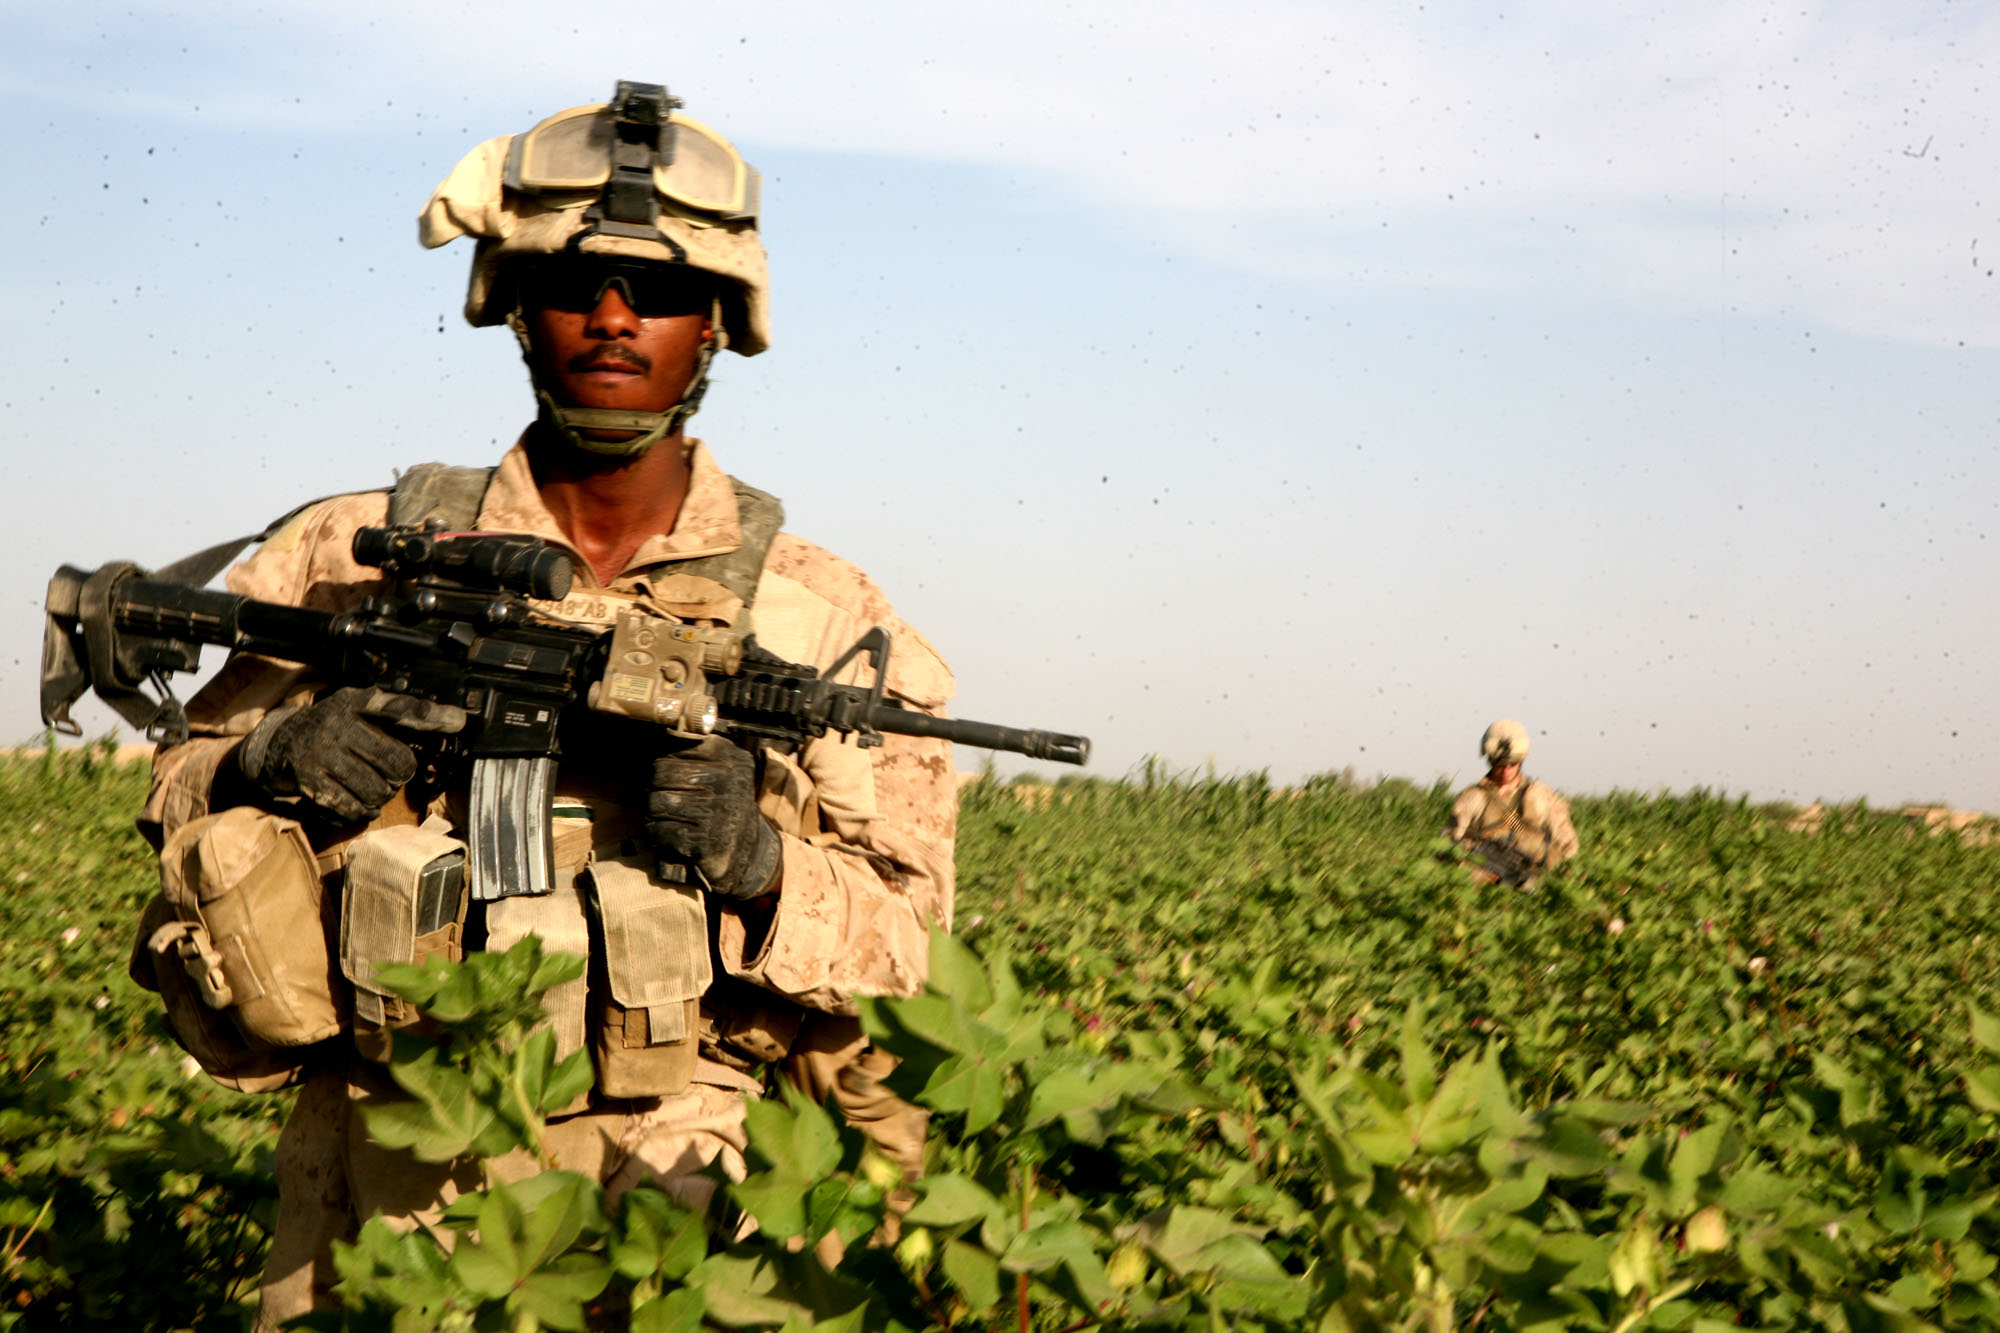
[3,745,2000,1331]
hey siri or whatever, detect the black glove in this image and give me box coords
[236,686,466,823]
[646,736,783,900]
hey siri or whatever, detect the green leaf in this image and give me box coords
[1201,1235,1308,1318]
[1527,1115,1615,1177]
[1964,1066,2000,1115]
[360,1094,498,1166]
[686,1252,812,1325]
[941,1239,1003,1310]
[1667,1122,1728,1212]
[612,1187,709,1282]
[1876,1176,1921,1234]
[1023,1064,1105,1129]
[1127,1205,1259,1273]
[965,1059,1008,1135]
[1886,1274,1937,1310]
[1649,1300,1699,1330]
[1533,1232,1611,1285]
[905,1174,1003,1228]
[1001,1217,1097,1275]
[362,1043,503,1163]
[878,994,984,1058]
[1920,1196,1975,1243]
[1474,1217,1541,1274]
[927,930,994,1010]
[1608,1221,1661,1298]
[516,1024,557,1111]
[785,1309,868,1333]
[1720,1167,1797,1215]
[527,946,589,997]
[1123,1205,1300,1316]
[507,1171,605,1268]
[451,1228,527,1301]
[743,1088,842,1183]
[1561,1098,1657,1127]
[631,1288,707,1333]
[919,1054,981,1113]
[1400,1001,1437,1102]
[1970,1005,2000,1055]
[731,1172,810,1240]
[329,1215,461,1322]
[1462,1163,1549,1226]
[542,1049,597,1115]
[372,955,454,1009]
[805,1176,885,1247]
[1350,1105,1415,1166]
[508,1252,611,1332]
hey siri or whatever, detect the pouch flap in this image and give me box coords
[161,805,312,911]
[590,852,712,1039]
[342,822,466,996]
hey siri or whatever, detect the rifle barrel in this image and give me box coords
[866,706,1090,765]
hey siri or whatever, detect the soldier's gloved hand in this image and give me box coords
[236,687,467,823]
[647,736,783,900]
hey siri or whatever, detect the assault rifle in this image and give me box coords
[42,525,1089,901]
[1462,839,1541,888]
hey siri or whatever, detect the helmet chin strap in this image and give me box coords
[509,299,725,459]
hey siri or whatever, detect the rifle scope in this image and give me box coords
[352,527,573,602]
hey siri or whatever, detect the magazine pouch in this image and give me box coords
[341,820,468,1063]
[588,851,710,1098]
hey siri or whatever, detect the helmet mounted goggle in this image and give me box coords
[505,80,758,458]
[504,81,760,232]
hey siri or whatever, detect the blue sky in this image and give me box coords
[5,1,1997,809]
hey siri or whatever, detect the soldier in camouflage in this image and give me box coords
[1446,719,1579,887]
[137,82,953,1327]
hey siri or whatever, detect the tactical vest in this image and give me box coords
[385,462,785,619]
[1467,779,1552,868]
[356,463,787,1100]
[136,462,791,1101]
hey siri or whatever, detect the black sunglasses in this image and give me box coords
[515,259,715,320]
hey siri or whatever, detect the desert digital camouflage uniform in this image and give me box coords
[1448,770,1579,884]
[142,439,955,1323]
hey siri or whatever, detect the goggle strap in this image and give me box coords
[608,82,671,229]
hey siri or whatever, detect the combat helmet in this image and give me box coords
[419,80,767,456]
[1481,719,1530,766]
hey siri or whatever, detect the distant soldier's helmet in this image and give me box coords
[1481,719,1530,765]
[418,80,767,455]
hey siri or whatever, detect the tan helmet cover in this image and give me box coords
[419,120,770,355]
[1481,719,1530,765]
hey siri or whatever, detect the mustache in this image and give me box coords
[569,346,653,373]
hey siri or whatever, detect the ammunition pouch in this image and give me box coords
[341,821,470,1062]
[477,835,712,1111]
[132,806,344,1092]
[587,850,709,1099]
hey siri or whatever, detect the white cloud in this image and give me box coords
[16,1,1996,343]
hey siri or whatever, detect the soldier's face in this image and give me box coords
[1491,761,1523,783]
[521,261,713,430]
